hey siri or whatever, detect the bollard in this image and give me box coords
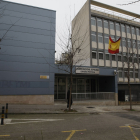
[1,106,5,125]
[5,103,8,118]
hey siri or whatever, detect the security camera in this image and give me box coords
[114,70,117,75]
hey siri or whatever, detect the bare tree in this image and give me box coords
[55,14,90,110]
[122,39,139,110]
[118,0,140,6]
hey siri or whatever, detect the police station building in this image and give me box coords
[1,0,139,105]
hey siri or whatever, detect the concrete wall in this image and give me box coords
[72,0,91,66]
[0,1,56,100]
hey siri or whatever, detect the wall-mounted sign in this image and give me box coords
[76,67,99,74]
[40,75,49,79]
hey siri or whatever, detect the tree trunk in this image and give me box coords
[69,66,73,110]
[128,63,132,110]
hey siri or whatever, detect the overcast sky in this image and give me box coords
[4,0,140,56]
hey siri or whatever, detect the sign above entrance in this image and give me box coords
[76,67,99,74]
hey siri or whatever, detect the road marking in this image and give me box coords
[0,135,10,137]
[5,119,64,125]
[62,129,86,140]
[120,126,139,140]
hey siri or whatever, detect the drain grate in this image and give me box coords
[87,107,94,108]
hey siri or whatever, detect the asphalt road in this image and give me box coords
[0,112,140,140]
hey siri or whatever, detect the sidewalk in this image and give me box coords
[0,101,140,114]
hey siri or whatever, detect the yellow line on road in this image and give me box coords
[120,126,139,140]
[62,129,86,140]
[0,135,10,137]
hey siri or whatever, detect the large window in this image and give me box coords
[116,23,120,31]
[91,31,96,42]
[126,26,130,33]
[104,34,109,44]
[77,79,85,93]
[99,52,103,59]
[104,20,108,28]
[121,24,125,32]
[91,17,96,26]
[136,28,140,36]
[110,21,114,30]
[97,18,102,27]
[131,27,135,34]
[98,33,103,43]
[92,52,96,59]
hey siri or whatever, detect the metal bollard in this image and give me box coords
[5,103,8,118]
[1,106,5,125]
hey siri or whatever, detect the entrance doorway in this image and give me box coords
[118,90,125,101]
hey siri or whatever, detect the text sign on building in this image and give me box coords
[40,75,49,79]
[76,67,99,74]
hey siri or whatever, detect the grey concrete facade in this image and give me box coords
[0,1,56,99]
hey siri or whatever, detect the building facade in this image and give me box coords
[72,0,140,102]
[0,1,56,104]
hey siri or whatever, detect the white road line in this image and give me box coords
[5,119,64,125]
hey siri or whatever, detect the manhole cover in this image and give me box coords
[87,107,94,108]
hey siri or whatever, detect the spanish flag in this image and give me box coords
[108,36,121,54]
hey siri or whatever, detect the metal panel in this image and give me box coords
[0,61,50,73]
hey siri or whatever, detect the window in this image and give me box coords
[135,73,138,78]
[137,41,140,49]
[99,53,103,59]
[91,17,96,26]
[122,38,126,47]
[134,57,137,63]
[130,72,133,78]
[91,31,96,42]
[110,35,115,41]
[92,52,96,59]
[112,55,116,61]
[123,56,127,62]
[121,24,125,32]
[119,71,122,78]
[118,55,122,61]
[104,20,108,28]
[97,18,102,27]
[106,54,109,60]
[126,26,130,33]
[104,34,109,44]
[124,72,127,78]
[116,23,120,31]
[110,21,114,30]
[127,39,131,47]
[98,33,103,43]
[136,28,140,36]
[131,27,135,34]
[132,40,136,48]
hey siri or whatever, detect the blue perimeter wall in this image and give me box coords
[0,1,56,95]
